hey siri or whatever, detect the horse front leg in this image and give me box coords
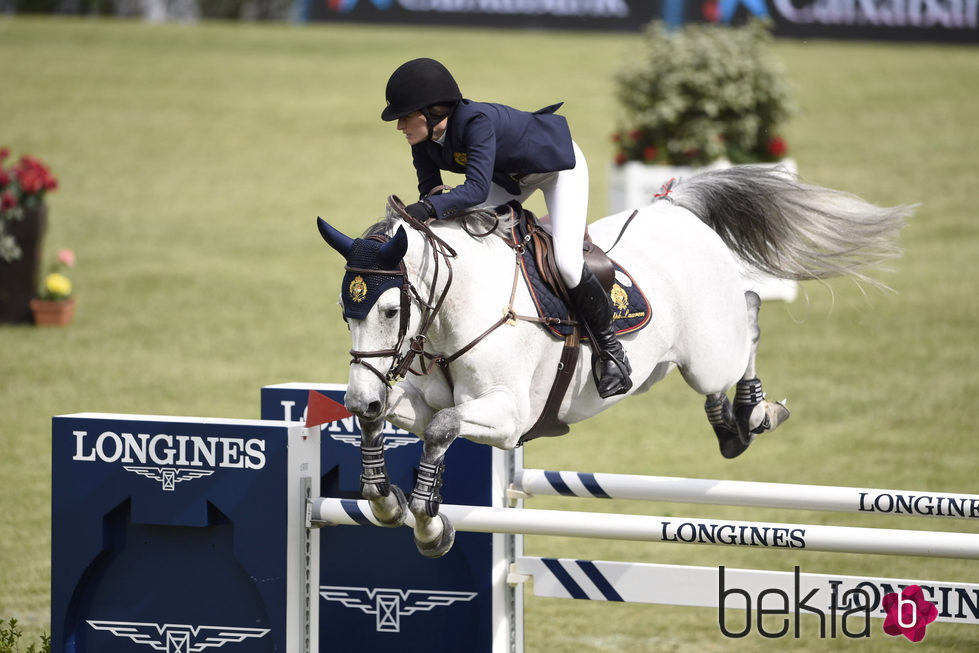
[409,389,521,558]
[358,417,407,527]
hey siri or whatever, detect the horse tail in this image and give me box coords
[669,165,913,291]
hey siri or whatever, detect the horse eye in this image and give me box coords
[383,308,399,320]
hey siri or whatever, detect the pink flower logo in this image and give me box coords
[882,585,938,642]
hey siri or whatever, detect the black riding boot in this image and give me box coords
[568,264,633,398]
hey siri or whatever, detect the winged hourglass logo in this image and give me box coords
[86,621,269,652]
[319,586,478,632]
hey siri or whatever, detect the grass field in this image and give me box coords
[1,16,977,652]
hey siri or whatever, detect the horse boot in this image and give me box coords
[733,378,791,446]
[705,395,750,459]
[568,264,633,398]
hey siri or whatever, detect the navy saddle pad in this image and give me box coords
[511,210,651,340]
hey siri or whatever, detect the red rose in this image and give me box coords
[614,151,629,166]
[17,168,43,194]
[611,132,622,143]
[642,145,658,162]
[1,191,17,211]
[629,129,641,141]
[0,147,9,161]
[767,137,787,158]
[0,171,10,187]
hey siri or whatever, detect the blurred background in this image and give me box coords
[0,2,977,652]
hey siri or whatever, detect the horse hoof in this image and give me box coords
[415,513,455,559]
[766,399,790,431]
[369,485,408,528]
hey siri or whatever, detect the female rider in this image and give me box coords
[382,57,631,398]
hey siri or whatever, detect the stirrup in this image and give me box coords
[594,351,632,398]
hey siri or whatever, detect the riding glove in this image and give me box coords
[405,200,436,222]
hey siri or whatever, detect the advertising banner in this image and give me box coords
[302,0,978,43]
[51,413,319,653]
[304,0,656,31]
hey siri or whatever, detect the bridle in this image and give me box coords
[344,196,542,392]
[345,196,458,388]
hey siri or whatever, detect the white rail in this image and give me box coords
[310,497,979,560]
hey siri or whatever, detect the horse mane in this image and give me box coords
[363,202,515,240]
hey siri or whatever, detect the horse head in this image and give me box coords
[317,216,413,421]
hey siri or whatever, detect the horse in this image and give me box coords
[315,165,910,558]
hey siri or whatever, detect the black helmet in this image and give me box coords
[381,58,462,122]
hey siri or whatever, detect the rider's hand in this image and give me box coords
[405,200,435,222]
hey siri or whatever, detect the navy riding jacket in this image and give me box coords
[410,100,576,220]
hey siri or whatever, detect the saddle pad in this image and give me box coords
[513,220,651,340]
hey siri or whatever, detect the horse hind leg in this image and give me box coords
[705,393,749,459]
[733,291,790,446]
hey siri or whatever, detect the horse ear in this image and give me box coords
[379,226,408,265]
[317,217,354,259]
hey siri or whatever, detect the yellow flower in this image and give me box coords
[45,272,72,299]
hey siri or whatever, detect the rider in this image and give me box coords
[381,57,631,398]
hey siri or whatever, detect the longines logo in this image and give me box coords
[320,585,477,632]
[86,620,269,652]
[72,430,267,490]
[122,466,215,491]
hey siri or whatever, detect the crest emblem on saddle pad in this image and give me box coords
[349,275,368,303]
[610,283,629,312]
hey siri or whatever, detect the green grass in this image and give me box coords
[1,16,978,652]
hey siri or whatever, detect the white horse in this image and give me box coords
[316,166,910,558]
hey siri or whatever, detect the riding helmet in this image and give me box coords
[381,58,462,121]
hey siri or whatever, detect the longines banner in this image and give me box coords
[304,0,978,43]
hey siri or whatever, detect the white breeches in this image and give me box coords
[481,140,588,289]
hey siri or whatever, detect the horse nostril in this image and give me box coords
[367,401,383,417]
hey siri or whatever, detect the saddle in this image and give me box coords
[510,204,651,443]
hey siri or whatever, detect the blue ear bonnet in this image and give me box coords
[340,238,404,320]
[317,218,408,320]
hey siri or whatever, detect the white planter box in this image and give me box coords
[607,158,799,302]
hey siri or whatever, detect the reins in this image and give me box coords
[349,198,573,393]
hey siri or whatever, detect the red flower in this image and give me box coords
[0,147,9,161]
[0,171,10,187]
[767,136,787,159]
[614,150,629,166]
[642,145,659,162]
[611,132,622,143]
[1,191,17,211]
[13,155,57,196]
[628,129,641,141]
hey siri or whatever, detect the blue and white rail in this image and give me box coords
[512,468,979,521]
[513,558,979,625]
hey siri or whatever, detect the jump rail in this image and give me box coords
[511,468,979,520]
[310,497,979,560]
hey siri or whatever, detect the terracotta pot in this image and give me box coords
[30,296,76,326]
